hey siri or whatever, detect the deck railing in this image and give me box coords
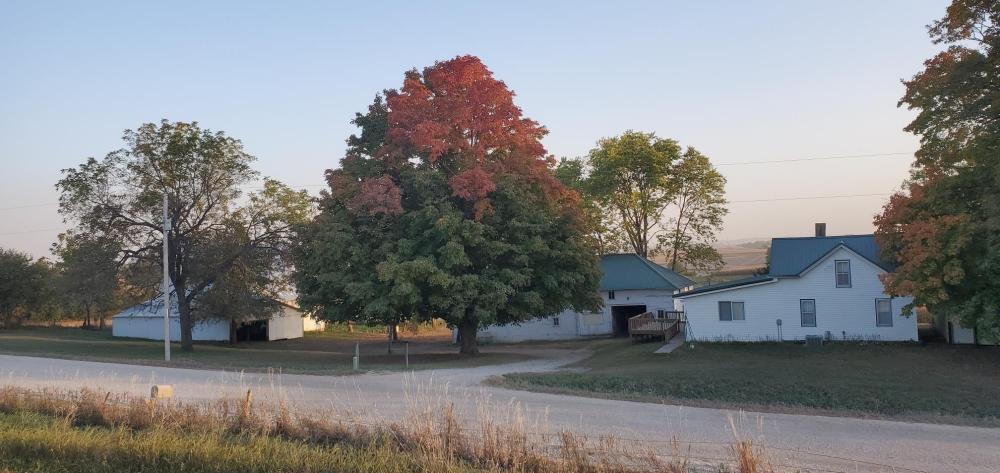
[628,311,682,341]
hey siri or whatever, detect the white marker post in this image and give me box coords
[162,193,171,362]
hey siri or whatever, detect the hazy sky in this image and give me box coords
[1,0,948,258]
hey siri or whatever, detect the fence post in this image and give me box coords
[405,341,409,368]
[353,342,360,370]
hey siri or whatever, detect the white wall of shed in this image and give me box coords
[476,288,680,343]
[267,306,306,341]
[111,317,229,341]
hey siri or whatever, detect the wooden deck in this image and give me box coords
[628,311,683,342]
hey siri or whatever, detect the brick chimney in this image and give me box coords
[815,223,827,237]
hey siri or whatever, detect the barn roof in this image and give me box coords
[599,254,694,292]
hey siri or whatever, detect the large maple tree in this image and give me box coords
[294,56,601,354]
[875,1,999,339]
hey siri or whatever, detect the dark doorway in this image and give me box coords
[612,305,646,337]
[236,320,269,342]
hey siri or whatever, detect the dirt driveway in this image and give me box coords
[2,350,999,473]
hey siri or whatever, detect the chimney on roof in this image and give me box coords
[815,223,827,237]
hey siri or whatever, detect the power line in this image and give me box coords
[715,152,913,166]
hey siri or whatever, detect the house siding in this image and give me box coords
[476,289,681,343]
[680,247,917,342]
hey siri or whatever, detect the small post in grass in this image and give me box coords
[353,342,360,371]
[405,341,409,368]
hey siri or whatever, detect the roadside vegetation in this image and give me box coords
[0,326,528,375]
[497,340,1000,424]
[0,385,774,473]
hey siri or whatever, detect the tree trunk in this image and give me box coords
[457,318,479,355]
[83,304,91,329]
[389,323,399,341]
[229,320,238,345]
[177,291,194,352]
[98,312,105,330]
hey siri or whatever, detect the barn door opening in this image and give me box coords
[612,305,646,337]
[236,320,269,342]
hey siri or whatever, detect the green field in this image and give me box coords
[0,326,528,375]
[497,340,1000,423]
[0,411,487,473]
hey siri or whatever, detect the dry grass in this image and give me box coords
[0,385,793,473]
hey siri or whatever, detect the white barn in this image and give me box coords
[112,295,324,342]
[475,254,694,343]
[676,228,918,342]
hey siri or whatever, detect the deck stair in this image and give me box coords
[628,310,683,342]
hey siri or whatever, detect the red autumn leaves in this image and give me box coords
[346,55,568,219]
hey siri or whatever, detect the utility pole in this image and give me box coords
[163,193,171,361]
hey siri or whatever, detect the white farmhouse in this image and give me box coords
[112,294,325,342]
[475,254,694,343]
[676,226,917,342]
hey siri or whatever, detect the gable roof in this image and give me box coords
[599,253,694,292]
[768,234,892,277]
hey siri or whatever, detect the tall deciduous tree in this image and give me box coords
[586,131,727,270]
[659,147,727,272]
[554,158,626,255]
[57,121,311,351]
[52,233,122,330]
[294,56,601,355]
[874,1,999,337]
[587,131,679,258]
[0,249,51,328]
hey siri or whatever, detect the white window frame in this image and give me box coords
[718,301,746,322]
[800,299,817,327]
[875,298,893,327]
[835,260,851,288]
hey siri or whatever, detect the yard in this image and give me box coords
[0,326,529,375]
[497,340,1000,424]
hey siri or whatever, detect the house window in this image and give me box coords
[718,301,745,321]
[552,316,560,327]
[875,299,892,327]
[608,290,615,300]
[835,260,851,288]
[800,299,817,327]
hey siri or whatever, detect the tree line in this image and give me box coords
[3,0,994,352]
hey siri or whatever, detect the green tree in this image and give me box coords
[586,131,727,270]
[657,147,727,273]
[0,249,51,328]
[52,233,122,329]
[294,56,601,355]
[57,121,311,351]
[553,158,626,255]
[874,1,1000,337]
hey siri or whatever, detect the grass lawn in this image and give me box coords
[0,326,529,375]
[496,340,1000,424]
[0,411,487,473]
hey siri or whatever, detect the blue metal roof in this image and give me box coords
[599,254,694,291]
[675,275,775,297]
[768,234,891,276]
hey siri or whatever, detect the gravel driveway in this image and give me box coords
[1,353,997,473]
